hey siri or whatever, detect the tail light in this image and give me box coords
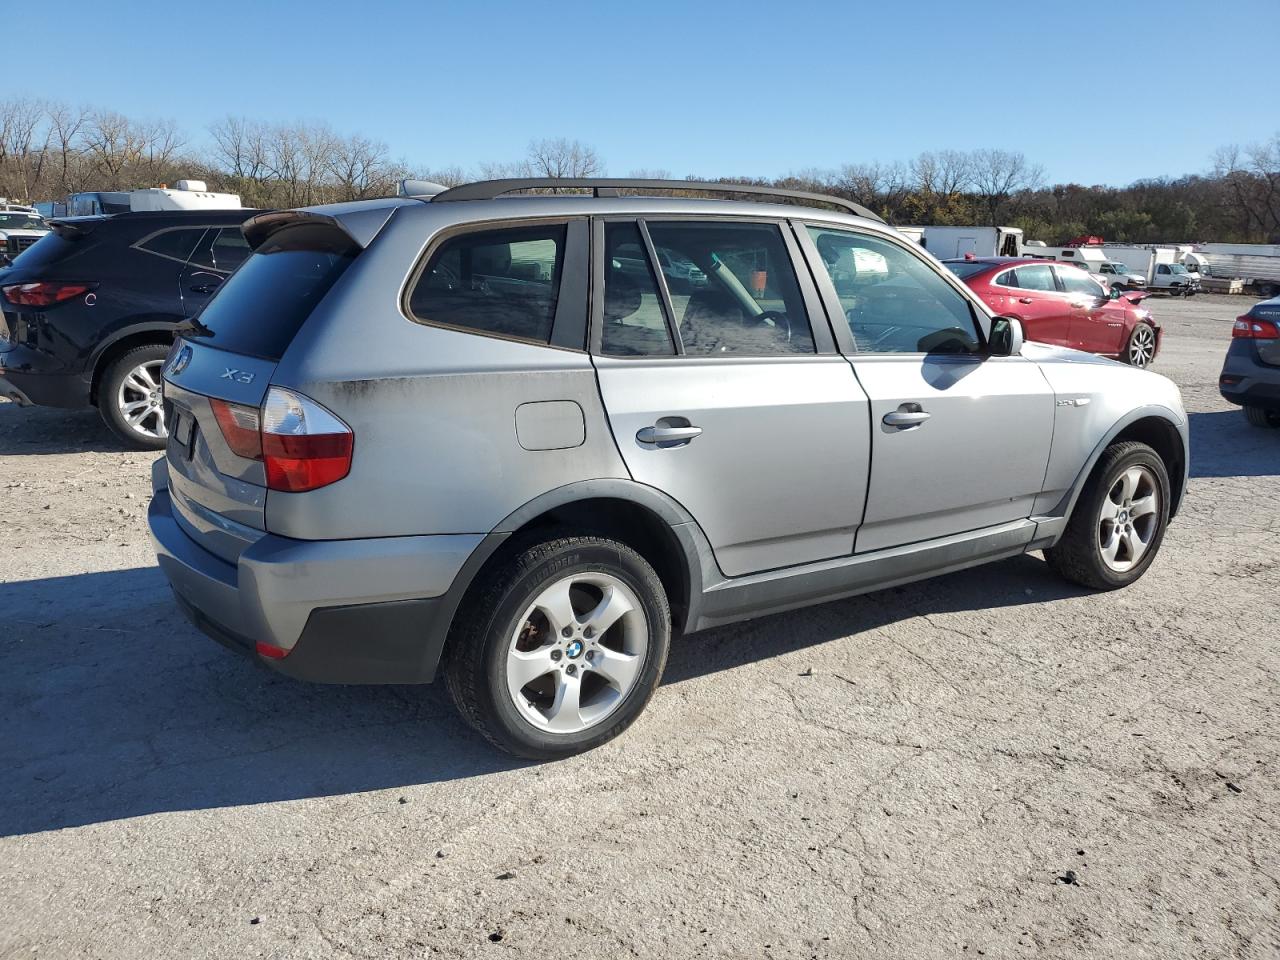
[1233,316,1280,339]
[1,281,95,307]
[208,387,353,493]
[209,399,262,459]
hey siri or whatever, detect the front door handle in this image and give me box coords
[1018,297,1034,304]
[883,405,931,429]
[637,422,702,446]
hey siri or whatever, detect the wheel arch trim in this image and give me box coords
[1049,404,1188,524]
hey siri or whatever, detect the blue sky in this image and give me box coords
[15,0,1278,186]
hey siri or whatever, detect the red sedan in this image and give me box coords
[943,257,1161,367]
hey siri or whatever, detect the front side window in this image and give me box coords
[1012,263,1057,292]
[408,224,566,344]
[1057,267,1105,297]
[600,222,675,356]
[808,226,981,354]
[644,221,814,355]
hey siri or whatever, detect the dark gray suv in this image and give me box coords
[149,179,1189,758]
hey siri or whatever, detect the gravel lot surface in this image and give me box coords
[2,294,1277,959]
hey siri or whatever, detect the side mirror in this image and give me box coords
[1108,286,1123,300]
[988,316,1024,357]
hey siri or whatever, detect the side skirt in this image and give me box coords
[690,519,1040,632]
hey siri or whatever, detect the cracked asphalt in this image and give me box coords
[2,294,1278,959]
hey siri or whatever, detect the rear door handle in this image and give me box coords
[883,406,931,429]
[1018,297,1034,304]
[636,424,702,446]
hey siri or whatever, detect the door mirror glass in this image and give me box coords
[988,316,1024,356]
[1108,285,1123,300]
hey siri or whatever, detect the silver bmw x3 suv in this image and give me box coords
[148,179,1189,758]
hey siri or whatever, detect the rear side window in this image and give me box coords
[183,224,356,361]
[645,221,814,355]
[1012,263,1056,292]
[189,227,252,273]
[138,228,207,264]
[408,224,566,344]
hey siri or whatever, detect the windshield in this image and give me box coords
[0,214,45,231]
[942,261,991,280]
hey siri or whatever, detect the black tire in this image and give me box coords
[444,534,671,759]
[98,343,170,450]
[1244,405,1280,429]
[1044,441,1171,591]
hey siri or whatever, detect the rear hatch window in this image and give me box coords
[941,261,991,280]
[6,230,82,272]
[183,223,357,361]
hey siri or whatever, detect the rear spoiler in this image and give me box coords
[47,218,103,240]
[242,200,415,250]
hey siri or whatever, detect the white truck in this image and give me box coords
[1181,244,1280,298]
[1022,242,1147,289]
[920,225,1023,259]
[1102,245,1199,296]
[0,201,50,265]
[62,180,243,217]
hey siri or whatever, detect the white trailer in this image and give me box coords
[1102,244,1199,295]
[893,225,925,246]
[920,225,1023,259]
[1181,244,1280,297]
[1022,243,1147,288]
[127,180,243,212]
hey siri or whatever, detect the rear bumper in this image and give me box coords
[148,485,489,683]
[1219,340,1280,411]
[0,357,92,408]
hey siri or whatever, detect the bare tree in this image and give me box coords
[330,133,392,200]
[523,138,603,178]
[0,97,50,200]
[969,148,1045,225]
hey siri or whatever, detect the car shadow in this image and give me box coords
[1188,409,1280,478]
[0,555,1085,837]
[0,401,130,455]
[665,552,1085,684]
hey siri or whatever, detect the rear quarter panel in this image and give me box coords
[266,206,630,540]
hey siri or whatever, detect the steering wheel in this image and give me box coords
[747,309,792,341]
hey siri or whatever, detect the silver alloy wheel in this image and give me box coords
[1098,464,1160,573]
[1128,324,1156,367]
[505,572,649,734]
[116,359,168,440]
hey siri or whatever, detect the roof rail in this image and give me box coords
[429,178,885,223]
